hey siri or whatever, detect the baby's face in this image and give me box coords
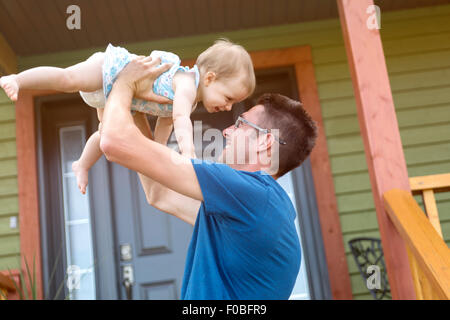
[200,73,249,113]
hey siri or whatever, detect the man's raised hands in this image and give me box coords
[116,55,173,104]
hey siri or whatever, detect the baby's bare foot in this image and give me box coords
[0,75,19,101]
[72,160,88,195]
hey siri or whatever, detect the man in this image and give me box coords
[100,56,318,299]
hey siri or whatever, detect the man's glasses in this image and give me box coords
[234,116,287,145]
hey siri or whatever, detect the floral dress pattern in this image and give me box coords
[79,44,200,117]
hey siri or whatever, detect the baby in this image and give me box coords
[0,39,255,194]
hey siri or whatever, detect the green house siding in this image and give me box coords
[0,92,19,271]
[1,4,449,299]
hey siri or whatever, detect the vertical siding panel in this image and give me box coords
[0,91,19,270]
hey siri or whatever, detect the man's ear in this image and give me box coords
[257,133,279,175]
[203,71,217,86]
[256,133,275,153]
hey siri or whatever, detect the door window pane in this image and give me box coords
[277,172,311,300]
[59,126,96,300]
[65,175,89,221]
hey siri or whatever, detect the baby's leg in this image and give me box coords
[72,109,104,194]
[154,116,174,145]
[96,108,104,126]
[0,52,103,101]
[72,129,103,194]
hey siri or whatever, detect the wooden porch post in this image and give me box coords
[337,0,416,299]
[15,91,50,300]
[0,33,17,75]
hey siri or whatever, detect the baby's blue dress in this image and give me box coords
[79,44,200,117]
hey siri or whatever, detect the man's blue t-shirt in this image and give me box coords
[180,160,301,300]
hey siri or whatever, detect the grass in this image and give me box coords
[1,251,71,300]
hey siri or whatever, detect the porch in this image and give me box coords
[1,0,450,299]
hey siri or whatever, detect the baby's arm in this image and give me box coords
[172,73,197,158]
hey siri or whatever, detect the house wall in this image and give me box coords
[0,4,449,299]
[0,93,18,273]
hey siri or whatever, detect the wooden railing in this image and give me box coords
[0,272,15,300]
[383,189,450,299]
[409,173,450,238]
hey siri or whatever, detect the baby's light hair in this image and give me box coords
[196,38,255,96]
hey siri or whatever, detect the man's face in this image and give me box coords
[219,105,266,167]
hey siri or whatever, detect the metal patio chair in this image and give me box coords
[348,237,391,300]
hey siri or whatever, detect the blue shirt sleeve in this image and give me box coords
[191,159,270,225]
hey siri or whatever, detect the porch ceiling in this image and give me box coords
[1,0,450,57]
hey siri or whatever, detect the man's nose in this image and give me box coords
[225,103,232,111]
[222,125,233,138]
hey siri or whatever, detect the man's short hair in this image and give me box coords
[257,93,318,178]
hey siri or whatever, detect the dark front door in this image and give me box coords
[110,163,192,299]
[36,94,194,300]
[37,95,103,300]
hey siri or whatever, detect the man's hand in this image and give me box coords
[116,55,172,104]
[101,55,172,150]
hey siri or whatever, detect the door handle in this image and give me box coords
[122,264,134,300]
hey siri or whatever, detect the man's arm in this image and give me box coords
[133,113,200,226]
[139,174,201,226]
[100,56,204,203]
